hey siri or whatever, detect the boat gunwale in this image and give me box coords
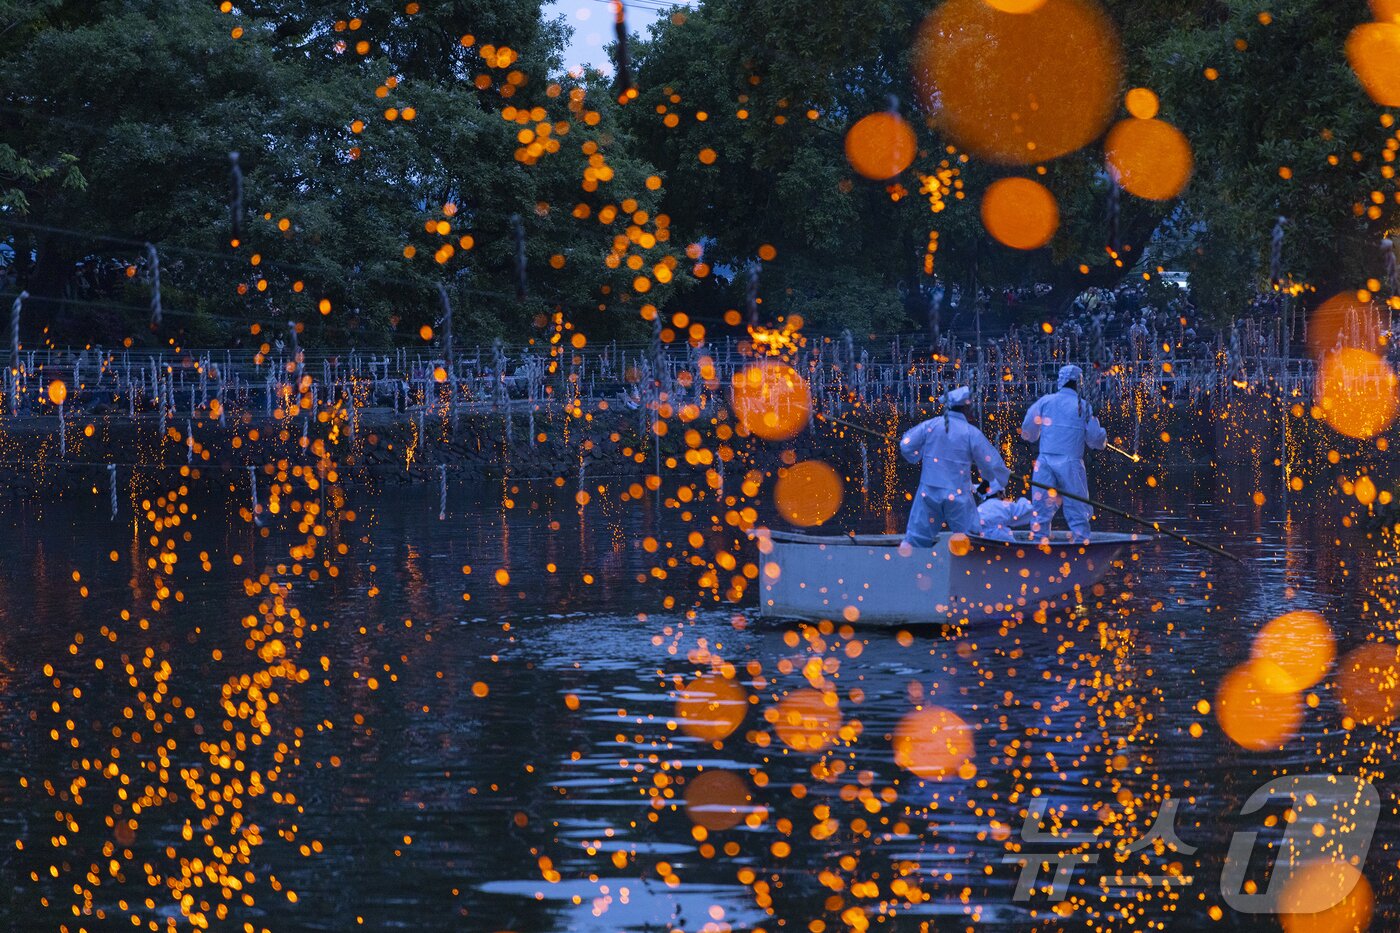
[752,529,1152,549]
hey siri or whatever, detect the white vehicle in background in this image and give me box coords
[1160,270,1190,290]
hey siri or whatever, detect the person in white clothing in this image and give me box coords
[977,496,1036,541]
[1020,364,1107,539]
[899,386,1010,547]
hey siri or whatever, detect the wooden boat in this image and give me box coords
[754,529,1149,625]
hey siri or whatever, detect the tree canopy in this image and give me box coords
[0,0,1394,347]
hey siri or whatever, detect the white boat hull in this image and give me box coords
[755,530,1146,626]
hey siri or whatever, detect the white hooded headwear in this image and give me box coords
[1057,365,1083,390]
[942,386,972,407]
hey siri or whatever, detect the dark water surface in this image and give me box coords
[0,461,1393,932]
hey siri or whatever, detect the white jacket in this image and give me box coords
[1020,388,1107,459]
[900,411,1010,495]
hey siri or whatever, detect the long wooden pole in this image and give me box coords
[1030,480,1242,562]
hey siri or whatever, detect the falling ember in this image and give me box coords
[892,706,975,779]
[1315,347,1399,440]
[1215,662,1303,750]
[1250,610,1334,694]
[1336,642,1400,725]
[730,362,812,441]
[1104,118,1194,200]
[980,177,1060,250]
[1346,22,1400,107]
[1277,860,1375,933]
[843,111,918,181]
[913,0,1123,165]
[675,673,749,741]
[773,460,844,527]
[684,769,755,831]
[769,688,842,752]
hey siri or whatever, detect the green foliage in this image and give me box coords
[0,0,677,347]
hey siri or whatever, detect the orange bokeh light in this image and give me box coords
[1315,347,1398,440]
[1307,291,1384,359]
[731,362,812,441]
[47,380,67,405]
[1337,642,1400,725]
[983,0,1048,11]
[981,177,1060,250]
[1278,860,1374,933]
[774,460,844,527]
[1346,23,1400,107]
[893,706,975,779]
[1373,0,1400,23]
[1124,87,1159,119]
[844,112,918,181]
[684,769,754,831]
[771,688,842,752]
[675,673,748,741]
[1215,662,1303,751]
[1104,118,1193,200]
[1250,610,1333,694]
[914,0,1123,165]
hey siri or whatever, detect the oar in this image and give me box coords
[1105,441,1142,463]
[812,411,893,441]
[1029,480,1242,563]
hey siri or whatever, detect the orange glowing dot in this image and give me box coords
[1105,118,1193,200]
[773,460,844,527]
[698,147,717,165]
[948,533,972,556]
[730,362,812,442]
[1250,611,1334,694]
[982,0,1048,10]
[1124,87,1159,119]
[893,706,975,779]
[980,177,1059,250]
[914,0,1123,165]
[1277,860,1374,933]
[1337,642,1400,725]
[494,568,510,586]
[843,111,918,180]
[685,770,754,831]
[419,325,434,341]
[1347,23,1400,106]
[757,243,778,261]
[1215,662,1303,751]
[472,681,489,698]
[676,674,748,741]
[1374,0,1400,23]
[772,689,842,752]
[1316,347,1398,440]
[318,298,332,315]
[47,380,67,405]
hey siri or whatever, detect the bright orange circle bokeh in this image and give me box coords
[774,460,844,527]
[981,177,1060,250]
[771,688,842,752]
[675,673,748,741]
[914,0,1123,165]
[1308,292,1385,358]
[1124,87,1159,119]
[893,706,975,779]
[1215,662,1303,751]
[1250,611,1334,694]
[1104,118,1193,200]
[844,112,918,180]
[1316,348,1399,440]
[47,380,68,406]
[1337,642,1400,725]
[731,363,812,441]
[1278,861,1374,933]
[1347,23,1400,106]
